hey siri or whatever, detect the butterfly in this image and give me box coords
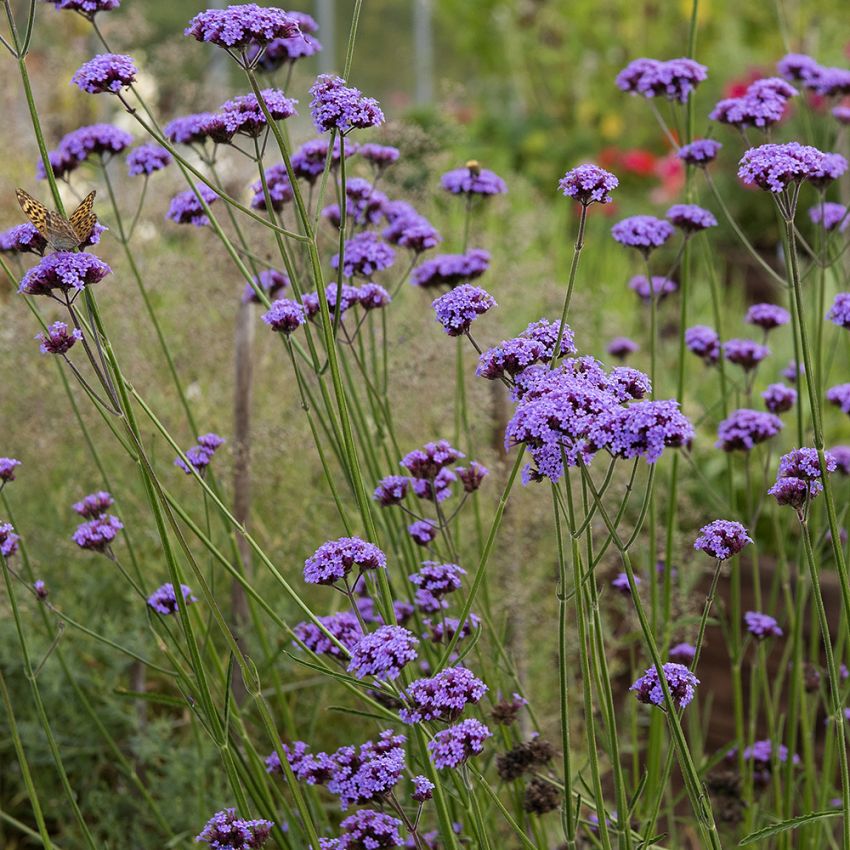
[15,188,98,252]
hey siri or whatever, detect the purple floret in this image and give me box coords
[347,625,419,680]
[456,462,488,492]
[716,409,782,451]
[175,433,225,475]
[428,719,492,769]
[828,383,850,415]
[745,611,783,639]
[762,383,797,414]
[724,338,770,371]
[38,125,133,182]
[72,53,137,94]
[521,318,577,359]
[738,142,835,192]
[694,519,752,560]
[293,612,363,658]
[628,275,678,302]
[332,232,395,278]
[408,520,438,546]
[834,106,850,125]
[310,74,384,134]
[72,514,123,552]
[710,78,797,130]
[401,441,464,479]
[359,143,400,168]
[44,0,118,17]
[0,458,21,483]
[185,5,300,51]
[745,303,790,331]
[606,337,639,359]
[337,809,403,850]
[558,164,618,205]
[384,215,441,253]
[126,143,172,176]
[73,490,113,518]
[616,57,708,103]
[195,808,274,849]
[677,138,722,166]
[476,338,545,380]
[685,325,720,365]
[291,137,356,182]
[243,268,289,303]
[399,665,487,723]
[247,13,321,71]
[811,203,849,233]
[0,223,48,256]
[432,284,496,337]
[413,249,490,288]
[666,203,717,232]
[147,583,197,615]
[631,662,699,709]
[164,113,218,146]
[19,252,111,297]
[262,298,306,334]
[0,523,20,558]
[669,642,696,664]
[304,537,387,585]
[441,163,507,196]
[410,561,465,605]
[412,775,434,802]
[166,183,219,227]
[612,215,674,253]
[828,293,850,329]
[373,475,410,507]
[777,447,837,492]
[251,163,293,211]
[36,321,82,355]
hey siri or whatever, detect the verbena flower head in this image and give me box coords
[606,337,639,359]
[716,409,782,451]
[337,809,403,850]
[669,642,696,664]
[616,57,708,103]
[738,142,835,192]
[776,447,837,495]
[195,808,273,849]
[558,164,618,205]
[412,775,434,802]
[442,162,508,196]
[783,359,803,383]
[293,612,362,658]
[827,383,850,415]
[175,433,225,474]
[685,325,720,365]
[777,53,821,83]
[521,318,577,359]
[590,400,694,464]
[147,583,197,615]
[34,579,48,599]
[359,143,400,169]
[834,106,850,125]
[666,203,717,233]
[694,519,752,560]
[325,731,408,809]
[164,113,218,146]
[185,5,300,53]
[724,338,770,371]
[72,514,123,552]
[611,572,634,595]
[811,202,849,233]
[309,74,384,134]
[73,490,113,518]
[1,223,47,256]
[0,458,21,483]
[373,475,409,507]
[401,441,464,479]
[408,519,437,546]
[218,90,297,138]
[810,67,850,97]
[762,382,797,414]
[126,143,171,176]
[304,537,387,586]
[302,283,361,320]
[831,446,850,476]
[251,163,292,211]
[809,152,848,189]
[291,137,355,182]
[745,611,783,639]
[768,476,810,509]
[400,665,487,723]
[611,215,674,253]
[166,184,219,227]
[38,124,132,180]
[428,719,492,769]
[36,321,82,355]
[332,232,395,278]
[456,461,489,493]
[631,662,699,709]
[72,53,136,94]
[410,561,465,606]
[244,268,289,303]
[0,523,20,558]
[383,215,441,253]
[710,78,797,129]
[247,12,321,70]
[828,293,850,329]
[262,298,306,334]
[476,338,546,380]
[677,138,722,166]
[19,252,111,297]
[347,626,419,680]
[411,467,456,502]
[745,303,790,331]
[44,0,119,19]
[413,249,490,288]
[432,284,496,336]
[628,274,677,301]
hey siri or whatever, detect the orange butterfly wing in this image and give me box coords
[69,190,97,242]
[15,188,51,240]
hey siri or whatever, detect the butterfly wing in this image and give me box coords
[46,212,84,251]
[69,190,97,242]
[16,188,51,240]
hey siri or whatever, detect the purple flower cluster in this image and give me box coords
[778,53,850,97]
[243,268,289,303]
[72,514,123,552]
[832,446,850,476]
[147,583,198,615]
[36,321,82,355]
[410,561,465,610]
[399,666,487,723]
[250,164,292,211]
[19,252,111,297]
[628,274,678,301]
[72,53,137,94]
[711,77,797,129]
[607,337,639,359]
[185,5,300,51]
[738,143,840,193]
[248,12,321,71]
[347,626,419,680]
[666,203,717,232]
[262,298,306,334]
[0,223,47,256]
[166,183,219,227]
[677,138,722,166]
[412,775,434,802]
[175,433,225,474]
[723,338,770,371]
[216,90,297,139]
[744,611,783,640]
[827,383,850,415]
[694,519,752,560]
[432,284,497,337]
[762,383,797,414]
[631,662,699,709]
[685,325,720,365]
[669,642,696,664]
[745,303,790,331]
[291,137,356,182]
[44,0,119,17]
[616,57,708,103]
[195,808,273,849]
[810,203,849,232]
[359,143,400,169]
[293,612,363,658]
[611,572,635,595]
[310,74,384,134]
[428,719,493,769]
[0,458,21,483]
[828,293,850,329]
[304,537,387,586]
[0,523,20,558]
[38,124,133,180]
[333,809,403,850]
[441,162,507,196]
[716,409,782,451]
[73,490,113,518]
[383,212,441,253]
[332,232,395,278]
[126,143,172,176]
[402,441,464,479]
[590,400,693,464]
[164,113,218,146]
[413,249,490,289]
[611,215,674,253]
[558,164,618,205]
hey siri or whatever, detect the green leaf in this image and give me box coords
[738,810,841,845]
